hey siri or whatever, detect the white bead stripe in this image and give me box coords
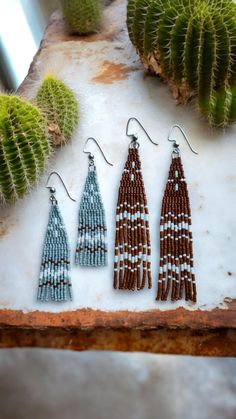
[161,213,191,219]
[160,255,193,261]
[160,234,192,241]
[115,253,151,262]
[116,211,148,221]
[160,222,191,231]
[160,264,195,274]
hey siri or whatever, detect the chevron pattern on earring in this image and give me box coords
[38,199,72,302]
[75,163,107,266]
[114,146,152,291]
[156,155,196,302]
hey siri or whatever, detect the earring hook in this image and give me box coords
[46,171,76,202]
[168,125,198,155]
[83,137,113,166]
[126,117,158,147]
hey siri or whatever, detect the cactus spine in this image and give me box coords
[0,95,50,203]
[60,0,102,35]
[35,75,79,146]
[127,0,236,127]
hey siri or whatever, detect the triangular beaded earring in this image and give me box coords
[75,137,113,266]
[156,125,198,302]
[38,172,76,302]
[113,118,158,291]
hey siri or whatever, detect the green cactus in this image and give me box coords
[127,0,236,127]
[60,0,102,35]
[0,95,50,203]
[35,75,79,146]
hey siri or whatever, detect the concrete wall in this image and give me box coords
[0,350,235,419]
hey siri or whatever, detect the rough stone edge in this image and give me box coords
[0,299,236,331]
[1,325,236,356]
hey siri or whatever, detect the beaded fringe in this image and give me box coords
[114,147,152,290]
[38,201,72,302]
[156,155,197,302]
[75,165,107,266]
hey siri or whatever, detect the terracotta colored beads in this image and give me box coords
[156,155,197,302]
[114,147,152,291]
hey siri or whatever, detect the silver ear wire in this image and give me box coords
[126,117,158,148]
[46,171,76,202]
[168,125,198,155]
[83,137,113,166]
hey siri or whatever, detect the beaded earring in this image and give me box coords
[75,137,113,267]
[156,125,198,303]
[114,118,158,291]
[37,172,76,302]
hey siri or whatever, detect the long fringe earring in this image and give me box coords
[75,137,113,267]
[156,125,198,302]
[38,172,76,302]
[114,117,158,291]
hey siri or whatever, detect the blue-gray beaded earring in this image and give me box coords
[37,172,76,302]
[75,137,113,267]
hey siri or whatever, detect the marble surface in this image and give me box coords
[0,0,236,314]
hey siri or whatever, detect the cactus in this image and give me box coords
[0,95,50,203]
[60,0,102,35]
[127,0,236,127]
[35,75,79,146]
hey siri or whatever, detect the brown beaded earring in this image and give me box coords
[156,125,198,303]
[113,118,158,291]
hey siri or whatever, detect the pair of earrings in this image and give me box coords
[37,138,112,302]
[114,118,197,303]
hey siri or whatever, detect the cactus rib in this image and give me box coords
[35,76,79,146]
[0,95,50,203]
[127,0,236,127]
[60,0,102,35]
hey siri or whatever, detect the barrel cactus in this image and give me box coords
[127,0,236,127]
[35,75,79,146]
[0,95,50,203]
[60,0,102,35]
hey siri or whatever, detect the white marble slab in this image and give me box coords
[0,0,236,313]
